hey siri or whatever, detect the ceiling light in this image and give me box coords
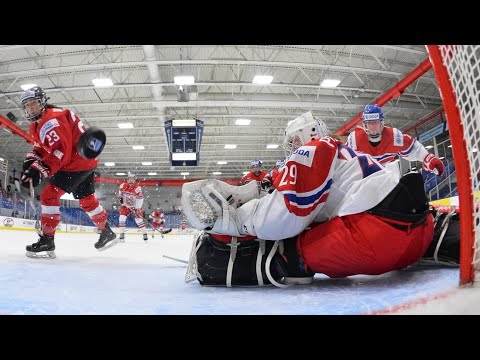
[224,144,237,149]
[148,172,157,175]
[116,172,126,175]
[172,119,196,127]
[0,157,4,162]
[252,75,273,85]
[132,145,145,150]
[118,122,134,129]
[20,84,38,91]
[142,162,152,165]
[212,171,222,175]
[217,161,228,165]
[425,145,434,150]
[320,79,341,88]
[242,171,249,175]
[105,162,115,166]
[174,76,195,85]
[92,78,113,87]
[439,157,445,160]
[235,119,251,125]
[266,144,279,149]
[181,172,190,176]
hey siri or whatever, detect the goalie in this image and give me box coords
[182,112,460,287]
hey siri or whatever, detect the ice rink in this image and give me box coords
[1,228,479,315]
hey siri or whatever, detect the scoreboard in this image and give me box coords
[164,119,204,166]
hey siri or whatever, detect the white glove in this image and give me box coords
[181,179,259,236]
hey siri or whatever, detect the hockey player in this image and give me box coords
[346,104,445,177]
[182,111,438,286]
[238,160,273,196]
[117,172,148,242]
[269,160,284,187]
[19,86,117,258]
[149,208,172,238]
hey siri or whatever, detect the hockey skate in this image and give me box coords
[94,222,119,251]
[281,237,315,285]
[143,233,148,243]
[26,234,56,259]
[119,232,125,243]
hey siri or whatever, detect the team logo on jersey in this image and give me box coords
[393,128,404,146]
[290,145,315,167]
[53,149,64,160]
[39,119,59,142]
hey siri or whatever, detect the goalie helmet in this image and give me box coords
[283,111,329,156]
[20,86,49,121]
[362,104,384,142]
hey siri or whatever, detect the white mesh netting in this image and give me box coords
[439,45,480,272]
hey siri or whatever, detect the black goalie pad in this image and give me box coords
[195,233,288,286]
[421,209,460,266]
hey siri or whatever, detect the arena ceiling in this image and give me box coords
[0,45,444,181]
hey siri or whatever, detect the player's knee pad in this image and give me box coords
[119,214,127,223]
[190,232,288,287]
[421,209,460,266]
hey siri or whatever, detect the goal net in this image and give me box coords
[427,45,480,285]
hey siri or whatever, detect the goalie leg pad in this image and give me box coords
[421,209,460,266]
[195,233,287,286]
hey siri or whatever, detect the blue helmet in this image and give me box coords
[362,104,384,121]
[362,104,384,142]
[250,159,262,168]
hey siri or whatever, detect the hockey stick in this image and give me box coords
[29,179,42,235]
[153,227,172,234]
[162,255,188,264]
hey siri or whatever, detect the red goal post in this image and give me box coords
[427,45,480,285]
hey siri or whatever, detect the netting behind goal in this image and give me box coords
[427,45,480,285]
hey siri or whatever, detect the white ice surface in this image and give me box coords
[0,229,478,315]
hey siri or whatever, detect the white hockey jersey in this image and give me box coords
[346,126,429,164]
[118,182,144,209]
[236,137,399,240]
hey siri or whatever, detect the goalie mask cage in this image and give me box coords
[427,45,480,285]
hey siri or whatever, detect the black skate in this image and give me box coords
[94,222,119,251]
[143,233,148,243]
[26,234,56,259]
[281,237,315,285]
[119,232,125,243]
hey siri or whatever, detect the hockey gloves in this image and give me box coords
[22,150,42,172]
[21,160,50,188]
[423,153,445,176]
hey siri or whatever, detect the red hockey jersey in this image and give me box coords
[28,107,98,175]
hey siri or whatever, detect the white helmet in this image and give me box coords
[283,111,330,156]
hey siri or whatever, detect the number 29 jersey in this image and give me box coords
[240,137,399,240]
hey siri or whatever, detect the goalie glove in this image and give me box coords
[181,179,259,236]
[423,153,445,176]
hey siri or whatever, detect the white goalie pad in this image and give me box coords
[181,179,259,232]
